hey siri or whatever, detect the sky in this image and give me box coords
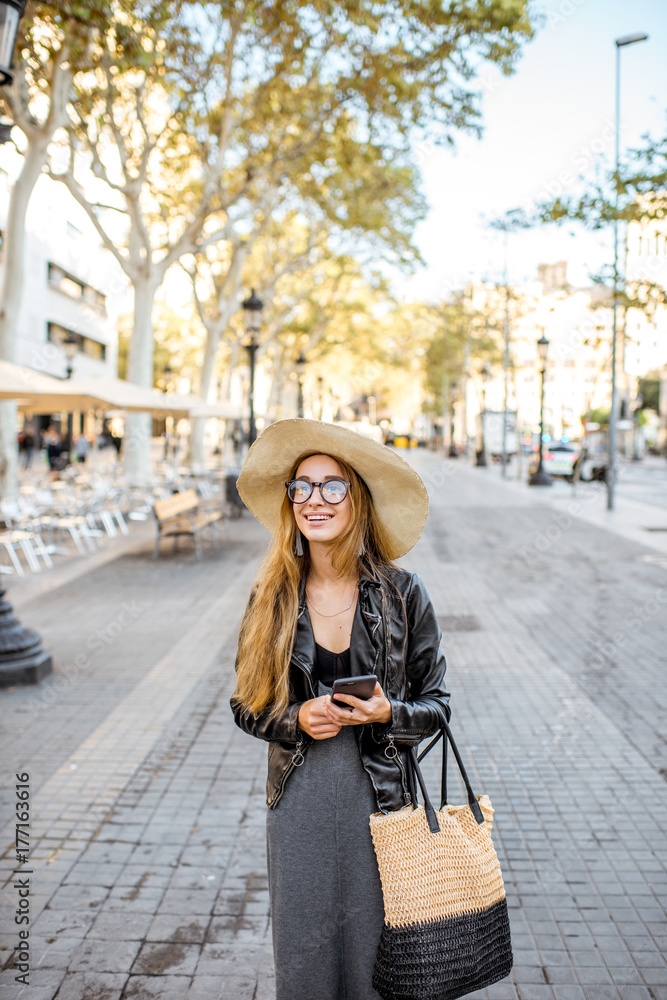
[399,0,667,302]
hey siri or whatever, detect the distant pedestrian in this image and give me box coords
[44,426,62,473]
[231,420,450,1000]
[75,435,91,464]
[20,428,36,469]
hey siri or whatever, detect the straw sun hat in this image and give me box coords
[236,419,429,559]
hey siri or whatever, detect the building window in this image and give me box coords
[47,262,107,313]
[47,322,106,362]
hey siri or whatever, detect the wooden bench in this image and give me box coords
[153,489,224,560]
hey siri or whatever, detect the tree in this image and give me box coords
[0,0,111,495]
[51,0,533,482]
[495,126,667,316]
[424,293,502,414]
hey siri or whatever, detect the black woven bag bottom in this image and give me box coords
[372,897,513,1000]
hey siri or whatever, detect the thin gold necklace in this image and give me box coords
[306,585,357,618]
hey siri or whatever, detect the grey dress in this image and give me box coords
[266,642,386,1000]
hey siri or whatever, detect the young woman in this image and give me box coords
[232,419,450,1000]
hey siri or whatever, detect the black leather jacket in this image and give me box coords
[232,565,450,812]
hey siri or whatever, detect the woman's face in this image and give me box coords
[292,454,353,546]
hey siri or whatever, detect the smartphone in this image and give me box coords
[331,674,377,709]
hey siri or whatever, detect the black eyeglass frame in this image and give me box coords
[285,478,351,504]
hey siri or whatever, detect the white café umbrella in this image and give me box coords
[17,375,192,416]
[0,359,67,399]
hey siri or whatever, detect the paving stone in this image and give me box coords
[122,974,193,998]
[542,967,580,985]
[515,987,556,1000]
[187,976,225,1000]
[52,971,128,999]
[156,887,218,916]
[549,989,587,1000]
[84,912,154,941]
[131,941,201,977]
[68,938,141,974]
[145,914,210,944]
[33,937,84,971]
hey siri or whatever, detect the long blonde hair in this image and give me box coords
[232,453,395,718]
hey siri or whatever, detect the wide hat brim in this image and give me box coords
[236,419,429,559]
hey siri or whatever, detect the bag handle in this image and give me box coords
[408,718,485,833]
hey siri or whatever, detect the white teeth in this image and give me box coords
[306,515,331,521]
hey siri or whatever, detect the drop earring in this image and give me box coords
[359,538,366,557]
[295,531,304,557]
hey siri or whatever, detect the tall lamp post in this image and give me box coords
[475,362,491,467]
[529,334,553,486]
[449,380,459,458]
[0,0,52,687]
[63,330,78,461]
[632,390,643,462]
[295,352,306,418]
[242,289,264,446]
[0,0,26,144]
[608,31,649,509]
[159,362,174,460]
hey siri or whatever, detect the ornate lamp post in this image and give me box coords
[632,390,643,462]
[63,330,78,461]
[0,0,53,686]
[295,351,306,418]
[475,362,491,467]
[529,334,553,486]
[159,362,174,460]
[608,31,649,509]
[242,289,264,446]
[449,379,459,458]
[0,0,27,144]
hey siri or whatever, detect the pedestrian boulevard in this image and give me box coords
[0,452,665,1000]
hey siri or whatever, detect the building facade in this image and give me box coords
[0,158,126,384]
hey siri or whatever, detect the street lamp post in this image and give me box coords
[475,362,491,467]
[242,289,264,446]
[0,0,53,687]
[449,380,459,457]
[63,330,78,461]
[295,352,306,419]
[0,0,26,144]
[529,335,553,486]
[608,31,649,509]
[317,375,324,420]
[160,362,174,460]
[632,391,643,462]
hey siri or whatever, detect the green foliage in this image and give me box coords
[493,123,667,317]
[424,294,502,411]
[582,406,610,426]
[118,303,203,388]
[638,375,660,412]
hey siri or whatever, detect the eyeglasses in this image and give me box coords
[285,478,350,504]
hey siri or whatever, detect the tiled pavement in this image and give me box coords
[0,451,666,999]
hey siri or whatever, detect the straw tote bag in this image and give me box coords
[369,720,513,1000]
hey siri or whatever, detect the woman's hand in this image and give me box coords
[298,696,342,741]
[324,682,392,727]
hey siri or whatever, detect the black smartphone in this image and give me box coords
[331,674,377,709]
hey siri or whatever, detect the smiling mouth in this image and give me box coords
[304,514,333,522]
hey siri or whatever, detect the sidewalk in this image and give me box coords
[464,452,667,557]
[0,451,665,1000]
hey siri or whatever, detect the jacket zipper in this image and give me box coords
[269,653,314,809]
[270,735,309,809]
